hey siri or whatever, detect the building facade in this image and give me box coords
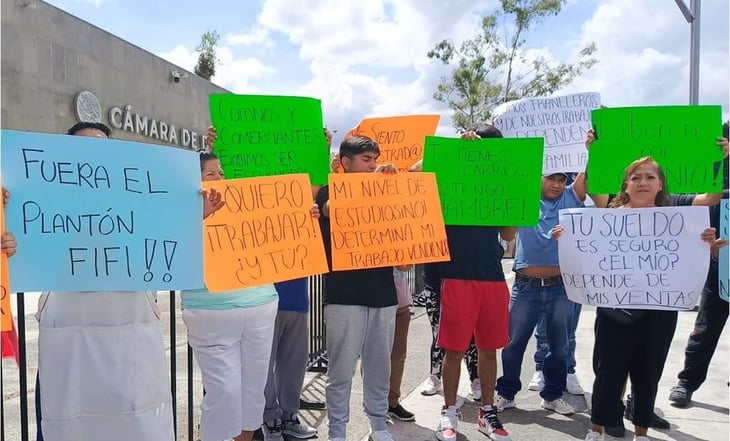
[1,0,228,149]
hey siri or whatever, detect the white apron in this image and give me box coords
[37,291,174,441]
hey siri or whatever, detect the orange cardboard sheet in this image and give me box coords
[202,174,329,291]
[329,172,450,270]
[1,207,11,332]
[342,114,440,172]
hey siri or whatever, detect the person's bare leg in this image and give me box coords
[591,424,604,434]
[634,425,648,437]
[233,430,253,441]
[478,349,498,406]
[442,350,464,407]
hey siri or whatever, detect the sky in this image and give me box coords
[45,0,730,144]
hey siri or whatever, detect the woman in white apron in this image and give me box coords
[33,122,225,441]
[36,290,174,441]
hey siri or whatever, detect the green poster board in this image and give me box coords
[589,105,723,193]
[209,94,329,185]
[422,136,543,226]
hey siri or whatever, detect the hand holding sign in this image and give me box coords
[422,136,543,226]
[1,130,203,291]
[209,94,329,184]
[202,174,328,291]
[492,92,601,174]
[558,206,710,310]
[588,105,724,193]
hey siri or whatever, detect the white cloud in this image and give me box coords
[564,0,729,118]
[224,27,274,49]
[156,45,276,94]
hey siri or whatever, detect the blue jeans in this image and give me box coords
[496,279,573,401]
[534,301,581,374]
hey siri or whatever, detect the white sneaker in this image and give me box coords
[527,371,544,391]
[421,374,442,396]
[471,378,482,401]
[585,430,603,441]
[282,415,317,439]
[566,373,585,395]
[436,405,459,441]
[327,438,346,441]
[369,430,395,441]
[542,397,575,415]
[633,437,650,441]
[493,394,516,412]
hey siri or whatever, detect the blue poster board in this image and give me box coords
[1,130,204,291]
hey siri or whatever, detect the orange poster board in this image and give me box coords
[202,174,329,291]
[344,114,440,171]
[1,207,12,332]
[329,172,450,271]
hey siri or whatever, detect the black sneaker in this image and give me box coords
[605,421,626,438]
[388,404,416,421]
[669,384,693,407]
[625,394,671,429]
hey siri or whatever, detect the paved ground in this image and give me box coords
[2,260,729,440]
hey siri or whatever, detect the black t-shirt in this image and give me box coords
[423,263,440,292]
[436,226,505,281]
[316,185,397,307]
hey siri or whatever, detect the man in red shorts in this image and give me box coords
[435,124,516,441]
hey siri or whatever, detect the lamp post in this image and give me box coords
[673,0,701,105]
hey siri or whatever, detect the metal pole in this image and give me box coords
[689,0,701,104]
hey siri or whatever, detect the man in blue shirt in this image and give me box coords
[495,170,588,416]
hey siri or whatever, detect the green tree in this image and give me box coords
[194,31,220,80]
[428,0,597,131]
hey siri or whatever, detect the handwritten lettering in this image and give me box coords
[329,173,450,270]
[558,207,710,311]
[202,174,329,291]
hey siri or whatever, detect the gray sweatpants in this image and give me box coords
[263,310,309,423]
[324,304,397,439]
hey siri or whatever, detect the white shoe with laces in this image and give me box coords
[566,373,585,395]
[421,374,442,395]
[585,430,603,441]
[368,430,395,441]
[541,397,575,415]
[436,405,459,441]
[527,371,544,391]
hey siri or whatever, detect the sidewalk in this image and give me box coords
[295,263,729,440]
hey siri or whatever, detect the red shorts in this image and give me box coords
[437,278,509,351]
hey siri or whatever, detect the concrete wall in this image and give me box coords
[1,0,228,149]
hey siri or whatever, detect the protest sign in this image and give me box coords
[1,130,203,291]
[558,206,710,310]
[328,172,450,270]
[492,92,600,174]
[589,105,724,194]
[422,136,543,226]
[209,94,329,185]
[1,207,11,331]
[720,199,728,302]
[202,174,329,291]
[344,115,440,171]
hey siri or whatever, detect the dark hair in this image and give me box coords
[67,122,112,137]
[609,156,671,208]
[468,123,503,139]
[199,152,218,170]
[339,135,380,160]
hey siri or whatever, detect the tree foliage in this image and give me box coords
[428,0,597,131]
[194,31,220,80]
